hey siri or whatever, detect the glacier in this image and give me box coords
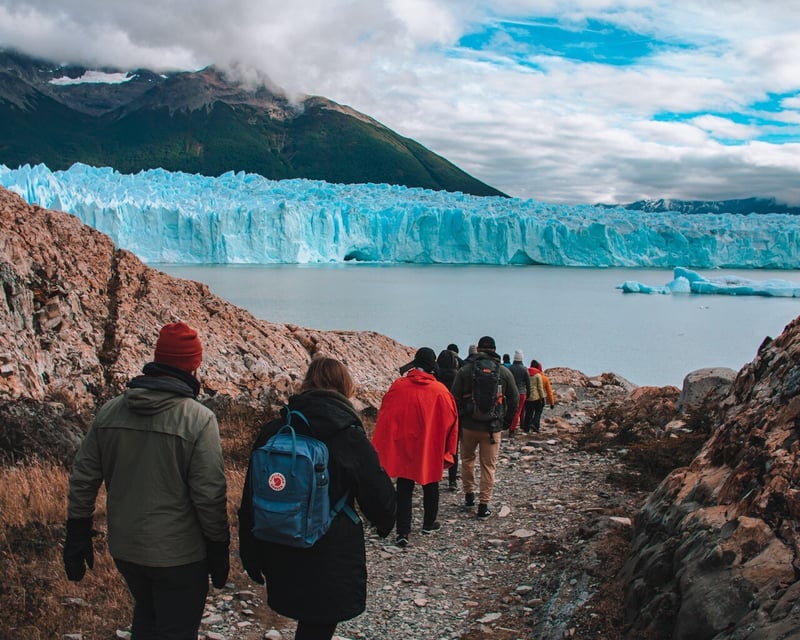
[618,266,800,297]
[2,162,800,270]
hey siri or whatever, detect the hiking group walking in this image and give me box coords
[64,322,553,640]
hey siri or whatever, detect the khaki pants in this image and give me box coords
[460,428,501,505]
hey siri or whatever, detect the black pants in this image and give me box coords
[114,558,208,640]
[295,620,338,639]
[396,477,439,536]
[448,453,459,484]
[447,433,460,485]
[524,399,545,431]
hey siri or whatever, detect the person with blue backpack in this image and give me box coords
[237,356,396,640]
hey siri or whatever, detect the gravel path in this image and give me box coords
[202,419,646,640]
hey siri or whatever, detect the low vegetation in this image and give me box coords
[0,412,252,639]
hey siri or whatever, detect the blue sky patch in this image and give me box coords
[458,17,687,66]
[655,107,799,144]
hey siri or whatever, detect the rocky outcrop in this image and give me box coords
[0,187,415,461]
[622,319,800,639]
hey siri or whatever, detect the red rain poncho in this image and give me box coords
[372,368,459,485]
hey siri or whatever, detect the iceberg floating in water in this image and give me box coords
[2,162,800,268]
[618,267,800,297]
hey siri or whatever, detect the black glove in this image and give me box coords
[242,559,265,585]
[205,538,230,589]
[237,533,265,584]
[64,517,97,582]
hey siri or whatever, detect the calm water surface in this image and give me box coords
[157,264,800,387]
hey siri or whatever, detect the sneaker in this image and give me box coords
[464,492,475,508]
[395,535,409,547]
[448,481,458,492]
[421,522,441,534]
[477,504,491,519]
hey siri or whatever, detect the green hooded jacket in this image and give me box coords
[67,372,229,567]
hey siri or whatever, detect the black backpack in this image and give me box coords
[469,356,504,423]
[436,350,459,389]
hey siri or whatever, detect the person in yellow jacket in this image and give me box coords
[523,360,555,432]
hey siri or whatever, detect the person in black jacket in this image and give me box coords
[436,344,462,491]
[238,357,396,640]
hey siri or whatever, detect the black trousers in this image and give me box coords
[114,558,208,640]
[448,454,459,484]
[396,477,439,536]
[524,399,545,431]
[295,620,338,639]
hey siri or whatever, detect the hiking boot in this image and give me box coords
[448,481,458,492]
[421,522,441,534]
[477,504,491,519]
[395,535,409,548]
[464,492,475,508]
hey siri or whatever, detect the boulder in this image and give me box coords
[591,385,681,443]
[676,367,737,416]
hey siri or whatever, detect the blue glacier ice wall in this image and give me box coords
[2,162,799,268]
[618,267,800,297]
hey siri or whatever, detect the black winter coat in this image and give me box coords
[238,390,396,624]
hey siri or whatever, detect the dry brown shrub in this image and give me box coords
[219,406,273,465]
[0,461,70,526]
[0,456,249,639]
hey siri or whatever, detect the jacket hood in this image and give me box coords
[284,389,362,439]
[123,387,190,416]
[476,350,501,363]
[124,374,198,415]
[405,368,439,385]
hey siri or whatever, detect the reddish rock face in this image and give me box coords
[0,187,414,458]
[622,317,800,639]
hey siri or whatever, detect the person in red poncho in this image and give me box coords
[372,347,459,547]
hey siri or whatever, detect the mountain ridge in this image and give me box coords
[0,49,506,197]
[599,196,800,215]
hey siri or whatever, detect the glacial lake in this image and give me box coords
[157,264,800,388]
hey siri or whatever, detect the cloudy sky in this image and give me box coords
[2,0,800,204]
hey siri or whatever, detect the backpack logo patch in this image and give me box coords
[268,472,286,492]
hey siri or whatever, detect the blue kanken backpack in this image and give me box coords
[250,408,358,548]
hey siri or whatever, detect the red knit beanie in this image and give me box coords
[154,322,203,372]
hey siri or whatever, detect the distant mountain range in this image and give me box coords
[599,197,800,215]
[0,49,505,197]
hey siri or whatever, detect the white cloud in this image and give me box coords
[1,0,799,203]
[690,115,758,141]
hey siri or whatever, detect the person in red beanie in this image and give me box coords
[65,322,229,639]
[153,321,204,372]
